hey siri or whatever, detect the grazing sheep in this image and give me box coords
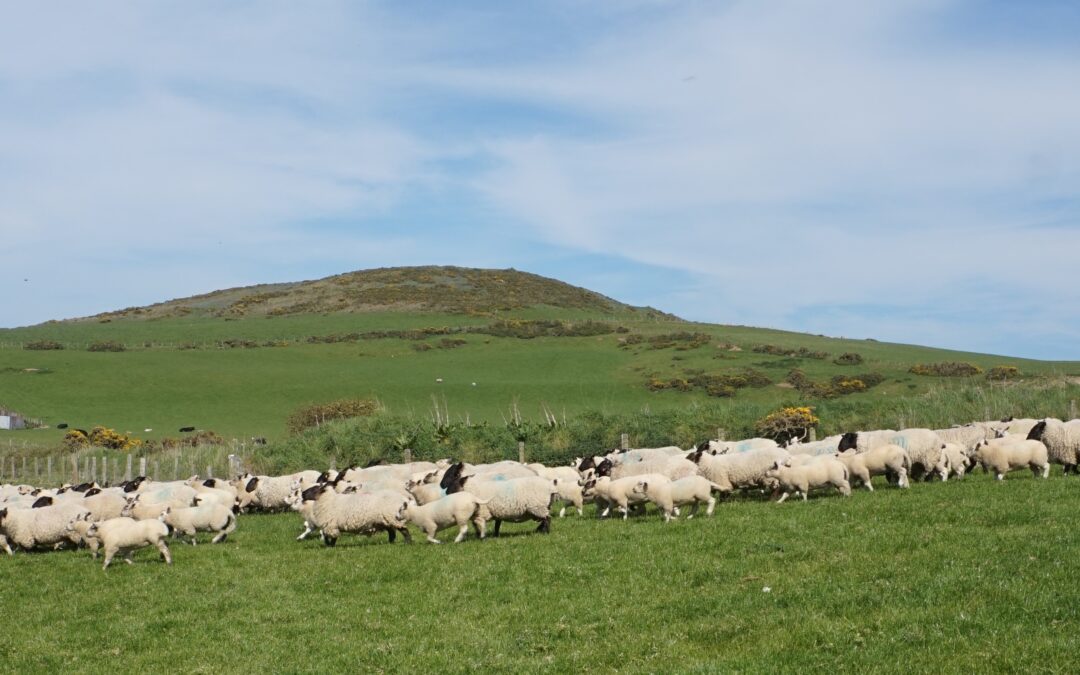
[1026,419,1080,475]
[304,483,412,546]
[765,457,851,502]
[973,438,1050,480]
[838,429,946,480]
[835,445,910,490]
[631,476,723,521]
[162,503,237,544]
[399,492,491,543]
[687,446,790,494]
[0,501,91,553]
[87,515,173,570]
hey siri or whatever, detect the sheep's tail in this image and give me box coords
[473,497,493,505]
[222,511,237,536]
[709,481,726,493]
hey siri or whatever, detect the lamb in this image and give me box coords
[87,515,173,570]
[838,429,946,480]
[405,480,447,506]
[835,445,910,490]
[162,503,237,544]
[631,475,723,521]
[0,501,91,553]
[940,443,971,480]
[399,492,491,543]
[687,446,790,494]
[1026,419,1080,475]
[442,464,556,536]
[285,482,320,541]
[581,474,670,520]
[64,513,101,557]
[236,473,315,512]
[973,438,1050,480]
[765,457,852,502]
[527,464,586,516]
[304,483,412,546]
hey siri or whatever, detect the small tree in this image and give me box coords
[755,406,820,445]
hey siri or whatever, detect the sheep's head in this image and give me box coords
[396,501,411,521]
[86,522,99,538]
[687,448,705,464]
[594,459,613,478]
[157,507,171,521]
[0,508,7,524]
[837,432,859,452]
[579,479,597,499]
[1027,421,1048,441]
[632,481,649,496]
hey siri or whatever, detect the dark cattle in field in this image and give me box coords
[179,426,196,433]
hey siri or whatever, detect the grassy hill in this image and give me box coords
[1,266,1078,453]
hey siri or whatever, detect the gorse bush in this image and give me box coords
[87,341,126,352]
[910,362,984,377]
[63,426,142,451]
[752,344,828,359]
[986,366,1022,381]
[286,398,381,435]
[24,340,64,351]
[833,352,863,366]
[755,406,820,445]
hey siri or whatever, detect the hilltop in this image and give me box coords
[76,266,675,322]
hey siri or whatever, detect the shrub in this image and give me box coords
[438,338,467,349]
[833,352,863,366]
[157,430,225,450]
[412,343,433,352]
[286,398,381,435]
[87,341,126,352]
[909,362,984,377]
[65,426,143,451]
[752,344,828,359]
[755,406,820,445]
[24,340,64,351]
[987,366,1022,381]
[63,428,89,449]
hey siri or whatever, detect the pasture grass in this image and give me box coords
[3,471,1079,672]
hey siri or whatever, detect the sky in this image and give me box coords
[1,1,1078,359]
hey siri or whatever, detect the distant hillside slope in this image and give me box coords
[76,266,676,322]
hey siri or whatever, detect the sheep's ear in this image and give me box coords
[640,482,649,491]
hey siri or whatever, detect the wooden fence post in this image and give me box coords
[518,441,526,464]
[173,456,179,481]
[206,464,213,479]
[403,447,411,463]
[139,457,146,478]
[112,458,119,484]
[153,460,160,481]
[125,455,132,481]
[34,457,40,482]
[716,428,726,441]
[47,456,53,485]
[100,456,107,486]
[1071,400,1077,421]
[620,433,629,450]
[91,456,97,483]
[71,455,78,483]
[22,457,27,481]
[809,428,817,442]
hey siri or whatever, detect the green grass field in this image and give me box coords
[4,471,1078,672]
[2,309,1078,451]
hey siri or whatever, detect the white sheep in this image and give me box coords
[765,457,851,502]
[64,513,101,557]
[306,484,412,546]
[0,501,91,553]
[399,492,491,543]
[973,438,1050,480]
[87,515,173,570]
[838,429,946,480]
[581,474,670,519]
[528,464,586,516]
[702,438,779,455]
[940,443,971,480]
[80,488,129,521]
[785,435,843,456]
[835,445,910,490]
[453,474,557,537]
[631,475,723,520]
[595,454,698,483]
[687,446,790,494]
[162,503,237,545]
[1026,419,1080,475]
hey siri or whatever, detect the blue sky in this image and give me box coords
[1,1,1078,359]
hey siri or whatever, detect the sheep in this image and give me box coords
[973,438,1050,480]
[405,480,447,506]
[993,418,1041,438]
[940,443,971,480]
[1026,419,1080,475]
[237,473,317,512]
[80,488,128,521]
[838,429,946,480]
[87,515,173,570]
[935,423,999,454]
[835,445,910,490]
[765,457,851,502]
[581,474,670,520]
[441,464,556,536]
[285,482,320,541]
[785,435,843,456]
[64,513,100,557]
[594,454,698,483]
[399,492,491,543]
[304,483,412,546]
[631,475,723,521]
[528,464,586,516]
[162,503,237,545]
[0,501,91,553]
[687,446,790,494]
[132,482,198,509]
[700,438,779,455]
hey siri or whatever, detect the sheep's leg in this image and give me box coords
[995,472,1004,481]
[536,516,551,534]
[800,491,808,502]
[124,551,134,565]
[558,505,566,518]
[157,540,172,565]
[473,518,487,540]
[776,492,789,504]
[687,502,698,519]
[426,529,442,544]
[102,547,117,570]
[453,523,469,543]
[398,526,412,544]
[493,520,503,537]
[387,528,397,543]
[705,496,716,517]
[297,521,313,540]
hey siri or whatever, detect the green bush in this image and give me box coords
[286,398,381,435]
[87,341,126,352]
[833,352,863,366]
[24,340,64,351]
